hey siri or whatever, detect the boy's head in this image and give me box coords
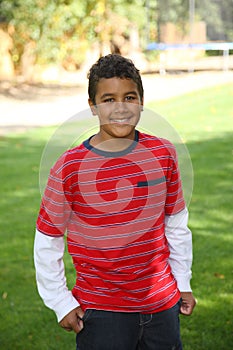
[88,54,144,105]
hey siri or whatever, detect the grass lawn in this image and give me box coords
[0,83,232,349]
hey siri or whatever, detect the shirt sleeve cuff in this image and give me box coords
[175,274,192,292]
[53,291,80,322]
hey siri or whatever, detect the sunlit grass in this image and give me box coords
[147,82,233,141]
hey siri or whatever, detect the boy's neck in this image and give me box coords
[90,132,136,152]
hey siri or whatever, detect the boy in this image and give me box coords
[34,54,196,350]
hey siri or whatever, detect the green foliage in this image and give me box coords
[158,0,189,24]
[0,0,148,67]
[0,0,94,66]
[146,0,233,42]
[206,49,233,56]
[1,0,233,70]
[196,0,233,41]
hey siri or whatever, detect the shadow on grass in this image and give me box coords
[0,129,232,349]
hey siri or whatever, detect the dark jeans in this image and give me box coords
[76,301,182,350]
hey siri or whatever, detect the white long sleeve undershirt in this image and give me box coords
[34,232,80,322]
[34,207,193,322]
[165,206,193,292]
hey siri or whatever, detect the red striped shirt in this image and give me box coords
[37,130,185,313]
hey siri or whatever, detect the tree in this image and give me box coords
[0,0,94,68]
[0,0,147,70]
[196,0,233,41]
[145,0,233,42]
[0,0,232,75]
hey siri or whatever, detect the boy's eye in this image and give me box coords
[104,98,115,103]
[103,96,137,103]
[125,96,136,101]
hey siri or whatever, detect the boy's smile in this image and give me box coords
[88,77,143,150]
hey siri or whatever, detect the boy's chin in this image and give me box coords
[108,125,136,139]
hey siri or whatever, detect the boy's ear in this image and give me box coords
[140,98,144,111]
[88,98,98,115]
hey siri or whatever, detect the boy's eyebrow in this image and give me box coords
[100,93,114,99]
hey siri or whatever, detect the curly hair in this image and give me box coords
[87,54,144,104]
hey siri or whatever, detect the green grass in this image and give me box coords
[0,83,232,349]
[149,83,233,349]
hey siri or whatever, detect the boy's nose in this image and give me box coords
[114,102,128,113]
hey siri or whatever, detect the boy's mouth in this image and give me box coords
[109,113,135,125]
[110,117,132,124]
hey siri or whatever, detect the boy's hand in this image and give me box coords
[59,306,84,333]
[180,292,196,316]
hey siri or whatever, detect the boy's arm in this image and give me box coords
[34,230,80,322]
[165,207,196,315]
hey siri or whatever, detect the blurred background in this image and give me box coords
[0,2,232,349]
[0,0,233,84]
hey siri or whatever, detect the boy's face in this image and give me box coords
[89,77,143,142]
